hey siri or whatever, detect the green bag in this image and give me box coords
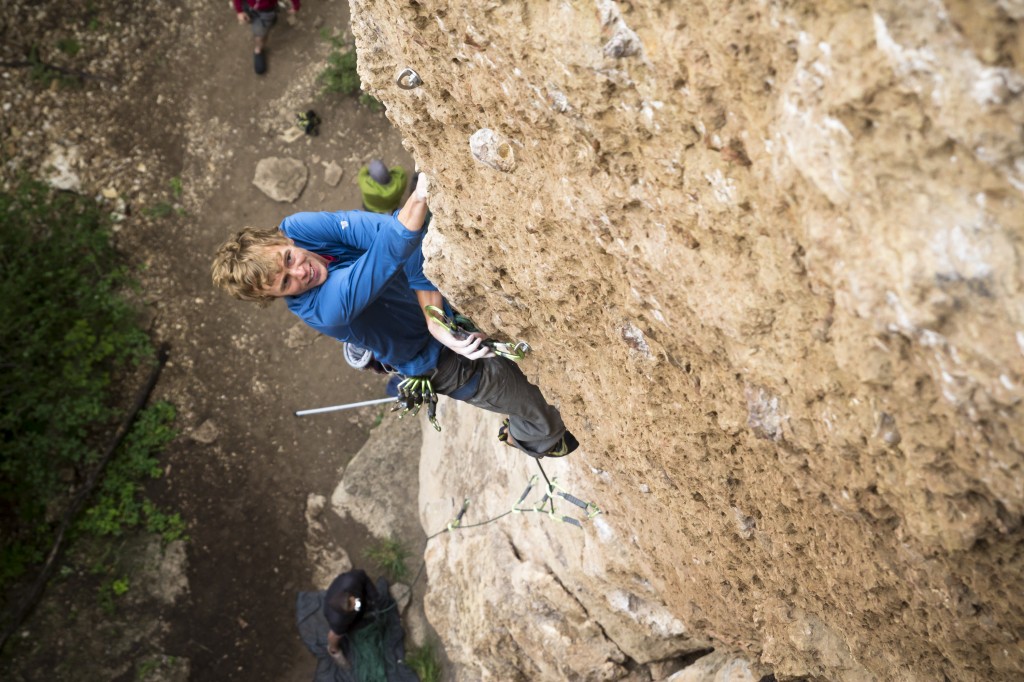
[358,165,408,213]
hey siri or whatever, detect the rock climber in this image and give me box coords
[210,175,578,458]
[231,0,300,75]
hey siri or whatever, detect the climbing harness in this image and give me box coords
[392,376,440,432]
[299,314,534,431]
[396,67,423,90]
[424,305,531,362]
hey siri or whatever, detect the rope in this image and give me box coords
[386,458,600,607]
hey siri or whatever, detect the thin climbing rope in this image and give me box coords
[383,458,599,610]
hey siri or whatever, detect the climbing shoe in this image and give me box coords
[543,431,579,458]
[498,419,579,458]
[254,51,267,75]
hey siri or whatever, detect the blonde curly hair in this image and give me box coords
[211,227,291,306]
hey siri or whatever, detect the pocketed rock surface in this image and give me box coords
[349,1,1024,680]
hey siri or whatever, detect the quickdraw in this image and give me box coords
[447,498,471,532]
[441,466,602,532]
[515,466,602,528]
[424,305,531,362]
[387,464,603,609]
[392,376,440,431]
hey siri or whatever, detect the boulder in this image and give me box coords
[252,157,307,202]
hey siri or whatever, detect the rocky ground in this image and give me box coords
[1,1,435,680]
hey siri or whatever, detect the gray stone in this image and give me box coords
[469,128,516,172]
[663,651,760,682]
[43,142,82,191]
[253,157,308,202]
[390,581,411,614]
[324,160,344,187]
[189,419,219,444]
[306,493,352,589]
[331,415,424,543]
[419,402,713,679]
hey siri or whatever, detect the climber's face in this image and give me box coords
[259,240,328,297]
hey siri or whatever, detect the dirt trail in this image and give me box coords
[144,2,416,680]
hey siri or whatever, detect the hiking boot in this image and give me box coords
[254,51,267,75]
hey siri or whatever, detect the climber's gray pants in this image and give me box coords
[429,348,566,456]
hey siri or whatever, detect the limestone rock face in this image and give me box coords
[351,0,1024,679]
[332,414,424,544]
[419,402,713,680]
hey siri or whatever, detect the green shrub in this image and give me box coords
[365,536,409,582]
[320,44,361,95]
[76,401,182,541]
[26,45,78,89]
[0,179,179,593]
[57,38,81,57]
[405,642,442,682]
[319,34,382,110]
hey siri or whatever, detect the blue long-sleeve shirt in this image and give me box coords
[280,210,444,376]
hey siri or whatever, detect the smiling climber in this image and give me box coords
[210,175,578,458]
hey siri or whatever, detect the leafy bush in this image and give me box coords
[320,43,361,95]
[405,642,442,682]
[319,34,383,110]
[76,401,182,541]
[57,38,81,57]
[0,180,180,592]
[365,536,409,582]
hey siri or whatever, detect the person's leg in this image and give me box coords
[252,10,277,49]
[430,349,574,457]
[250,10,277,73]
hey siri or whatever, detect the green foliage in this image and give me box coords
[405,642,442,682]
[137,658,161,680]
[0,180,180,593]
[137,655,179,680]
[365,536,409,581]
[144,179,186,220]
[319,34,382,110]
[320,43,361,95]
[76,401,181,540]
[27,45,78,89]
[144,202,173,218]
[369,409,384,430]
[57,38,81,57]
[359,93,384,111]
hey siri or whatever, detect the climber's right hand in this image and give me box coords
[445,331,496,360]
